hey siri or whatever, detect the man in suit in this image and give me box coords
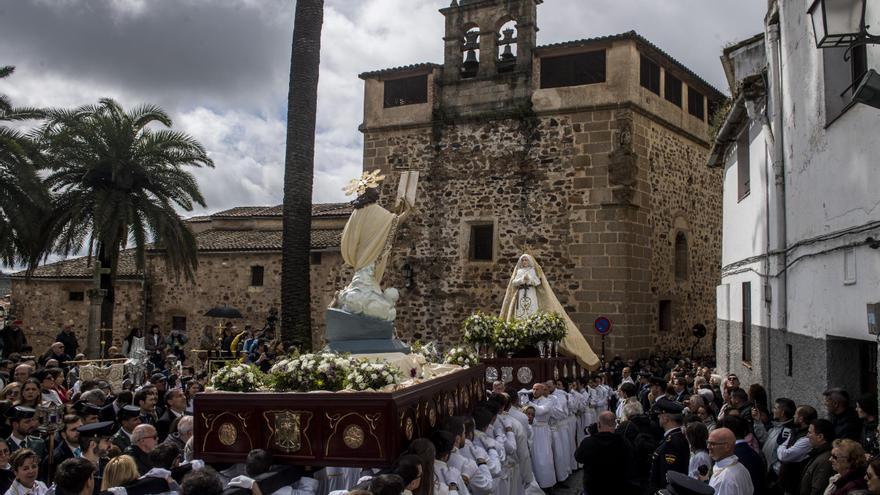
[111,405,142,452]
[156,389,187,442]
[648,399,690,494]
[41,414,83,478]
[6,406,46,459]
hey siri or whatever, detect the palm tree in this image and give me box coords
[0,66,49,268]
[36,98,213,356]
[281,0,324,350]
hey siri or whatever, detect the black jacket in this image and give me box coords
[734,441,766,495]
[574,431,638,495]
[830,408,863,441]
[648,428,690,494]
[55,331,79,357]
[123,445,153,476]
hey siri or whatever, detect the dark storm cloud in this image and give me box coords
[0,0,293,111]
[0,0,769,219]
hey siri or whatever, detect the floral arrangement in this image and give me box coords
[462,311,498,345]
[410,340,441,364]
[211,362,265,392]
[345,359,402,391]
[493,318,530,354]
[527,312,567,343]
[444,346,479,368]
[267,352,352,392]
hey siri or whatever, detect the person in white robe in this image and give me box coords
[707,428,754,495]
[499,254,600,371]
[545,381,572,481]
[472,410,503,493]
[445,417,493,495]
[525,383,557,489]
[459,419,496,495]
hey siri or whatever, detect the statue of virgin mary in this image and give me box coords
[500,254,600,370]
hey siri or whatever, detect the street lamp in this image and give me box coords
[808,0,880,109]
[807,0,875,49]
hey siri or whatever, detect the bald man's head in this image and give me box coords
[597,411,616,431]
[707,427,736,461]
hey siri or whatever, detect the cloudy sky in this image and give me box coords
[0,0,766,217]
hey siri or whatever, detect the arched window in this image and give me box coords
[674,232,688,282]
[461,25,480,79]
[496,20,517,73]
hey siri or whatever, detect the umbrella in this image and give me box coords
[204,306,243,319]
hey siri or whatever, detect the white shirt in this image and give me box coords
[776,433,811,463]
[709,455,754,495]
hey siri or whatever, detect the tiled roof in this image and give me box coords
[536,30,726,100]
[21,250,142,279]
[15,229,343,279]
[211,203,351,218]
[359,63,442,80]
[192,229,341,252]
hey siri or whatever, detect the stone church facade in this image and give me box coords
[360,0,724,357]
[11,0,723,359]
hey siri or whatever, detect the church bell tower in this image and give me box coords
[438,0,541,118]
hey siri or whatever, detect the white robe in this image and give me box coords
[472,430,503,493]
[511,267,541,320]
[435,459,469,495]
[455,441,494,495]
[527,397,557,488]
[708,456,754,495]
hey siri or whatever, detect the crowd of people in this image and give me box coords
[0,319,877,495]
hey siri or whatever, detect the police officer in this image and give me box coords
[660,471,715,495]
[111,406,142,451]
[77,421,114,495]
[6,406,46,459]
[649,399,690,494]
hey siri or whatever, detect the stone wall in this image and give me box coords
[364,105,721,359]
[10,250,347,357]
[147,250,346,352]
[640,113,721,355]
[9,278,144,354]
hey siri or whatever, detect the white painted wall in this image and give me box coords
[774,0,880,342]
[721,121,769,268]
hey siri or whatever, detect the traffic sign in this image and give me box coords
[594,316,612,335]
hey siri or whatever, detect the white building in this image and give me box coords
[712,0,880,405]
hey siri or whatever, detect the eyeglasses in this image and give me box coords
[0,449,10,454]
[707,441,730,447]
[831,454,840,460]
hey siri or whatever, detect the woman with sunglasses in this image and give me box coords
[825,438,868,495]
[0,384,19,402]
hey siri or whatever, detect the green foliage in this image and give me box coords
[35,98,213,281]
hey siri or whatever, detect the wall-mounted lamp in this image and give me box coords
[402,263,414,289]
[808,0,877,49]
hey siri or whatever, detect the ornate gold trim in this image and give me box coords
[325,412,383,457]
[200,412,253,451]
[343,424,365,449]
[218,423,237,446]
[262,410,314,454]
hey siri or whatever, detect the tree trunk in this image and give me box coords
[281,0,324,351]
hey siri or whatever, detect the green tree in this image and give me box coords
[0,66,49,268]
[37,98,213,356]
[281,0,324,350]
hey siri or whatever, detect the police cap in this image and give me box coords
[117,405,141,421]
[5,405,36,421]
[661,471,715,495]
[77,420,115,439]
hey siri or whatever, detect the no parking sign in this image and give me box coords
[594,316,612,335]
